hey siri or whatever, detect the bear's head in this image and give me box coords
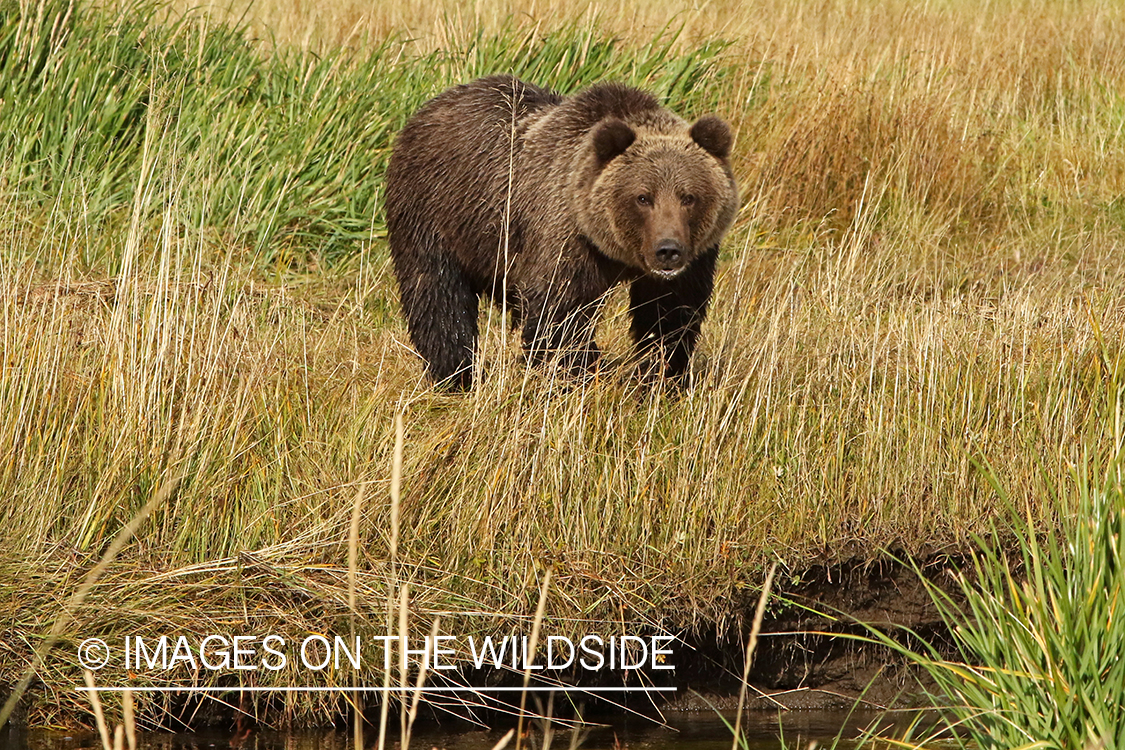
[576,114,739,279]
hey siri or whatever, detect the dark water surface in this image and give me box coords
[5,711,910,750]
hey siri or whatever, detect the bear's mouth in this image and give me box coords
[648,266,686,281]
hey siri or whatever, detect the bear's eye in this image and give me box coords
[637,194,653,207]
[681,194,696,207]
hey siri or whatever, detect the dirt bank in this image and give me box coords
[0,555,964,730]
[667,555,963,713]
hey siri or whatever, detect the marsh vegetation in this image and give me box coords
[1,0,1124,741]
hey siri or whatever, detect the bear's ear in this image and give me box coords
[593,118,636,164]
[690,115,732,160]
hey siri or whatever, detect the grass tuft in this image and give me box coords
[838,453,1125,749]
[919,458,1125,749]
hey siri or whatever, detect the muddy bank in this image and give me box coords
[0,555,962,730]
[671,555,962,713]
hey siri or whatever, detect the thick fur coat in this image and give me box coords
[385,75,739,389]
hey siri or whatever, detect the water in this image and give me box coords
[6,711,907,750]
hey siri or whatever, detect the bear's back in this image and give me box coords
[385,76,563,288]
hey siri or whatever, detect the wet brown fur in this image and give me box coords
[385,75,738,389]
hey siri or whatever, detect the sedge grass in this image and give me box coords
[2,0,1125,729]
[914,459,1125,749]
[819,456,1125,750]
[0,0,728,263]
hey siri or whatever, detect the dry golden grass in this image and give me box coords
[3,0,1125,727]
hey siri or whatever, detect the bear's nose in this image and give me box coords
[654,240,686,270]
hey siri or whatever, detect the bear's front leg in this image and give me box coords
[520,291,603,378]
[629,246,717,384]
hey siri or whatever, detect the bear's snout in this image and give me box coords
[653,239,687,275]
[639,194,693,278]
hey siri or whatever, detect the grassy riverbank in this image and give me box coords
[2,0,1125,728]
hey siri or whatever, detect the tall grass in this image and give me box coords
[2,0,1125,728]
[913,459,1125,749]
[828,456,1125,750]
[0,0,728,263]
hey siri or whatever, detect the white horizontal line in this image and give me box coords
[76,686,677,694]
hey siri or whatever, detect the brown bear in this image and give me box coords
[385,75,738,389]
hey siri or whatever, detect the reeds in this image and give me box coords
[915,459,1125,749]
[0,0,726,262]
[821,455,1125,750]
